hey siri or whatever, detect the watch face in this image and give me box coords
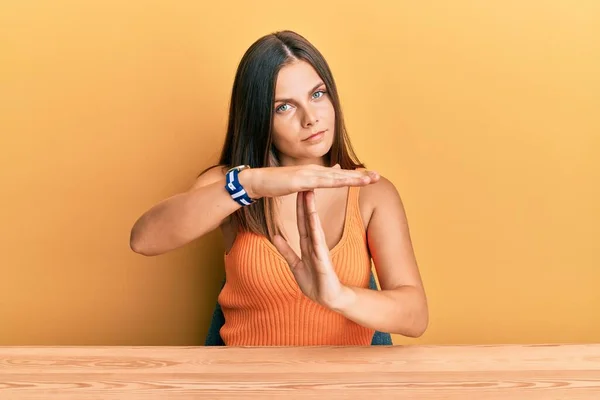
[227,165,248,174]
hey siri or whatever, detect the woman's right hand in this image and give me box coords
[239,164,380,199]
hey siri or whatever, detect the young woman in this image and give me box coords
[130,30,428,346]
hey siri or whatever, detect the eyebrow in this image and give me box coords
[274,81,325,103]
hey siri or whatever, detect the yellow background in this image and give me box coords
[1,1,598,345]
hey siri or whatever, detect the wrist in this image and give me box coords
[238,168,261,200]
[328,285,357,314]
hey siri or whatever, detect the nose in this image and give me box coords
[301,105,319,128]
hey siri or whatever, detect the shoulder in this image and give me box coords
[189,164,228,191]
[361,174,400,200]
[358,174,405,228]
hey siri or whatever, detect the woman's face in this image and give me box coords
[271,60,335,166]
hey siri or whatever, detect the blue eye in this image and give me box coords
[275,90,327,113]
[313,90,326,99]
[276,104,290,113]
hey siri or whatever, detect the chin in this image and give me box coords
[309,141,333,158]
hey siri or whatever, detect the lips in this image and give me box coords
[303,130,326,141]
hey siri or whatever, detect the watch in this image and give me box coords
[225,165,255,206]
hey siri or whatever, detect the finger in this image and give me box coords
[272,235,303,272]
[367,170,380,182]
[303,168,379,190]
[296,191,311,257]
[318,165,368,178]
[328,168,378,182]
[338,169,380,185]
[304,190,330,263]
[313,173,372,188]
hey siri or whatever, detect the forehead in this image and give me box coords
[275,60,322,95]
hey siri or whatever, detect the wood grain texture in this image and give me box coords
[1,344,599,399]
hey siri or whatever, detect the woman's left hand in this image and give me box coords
[273,190,349,310]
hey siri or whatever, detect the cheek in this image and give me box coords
[272,116,299,140]
[271,126,295,152]
[319,100,335,122]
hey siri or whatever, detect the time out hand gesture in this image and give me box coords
[272,190,349,309]
[242,164,379,199]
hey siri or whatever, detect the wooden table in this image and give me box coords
[1,344,599,399]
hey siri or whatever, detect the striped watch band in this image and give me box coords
[225,165,255,206]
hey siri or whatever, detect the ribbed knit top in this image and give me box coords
[218,185,375,346]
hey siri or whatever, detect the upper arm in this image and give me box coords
[364,176,425,293]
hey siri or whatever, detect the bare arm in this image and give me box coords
[272,175,427,337]
[129,166,241,256]
[129,164,379,257]
[332,177,429,337]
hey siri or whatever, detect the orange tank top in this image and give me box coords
[218,185,375,346]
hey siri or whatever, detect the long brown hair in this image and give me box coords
[200,30,365,239]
